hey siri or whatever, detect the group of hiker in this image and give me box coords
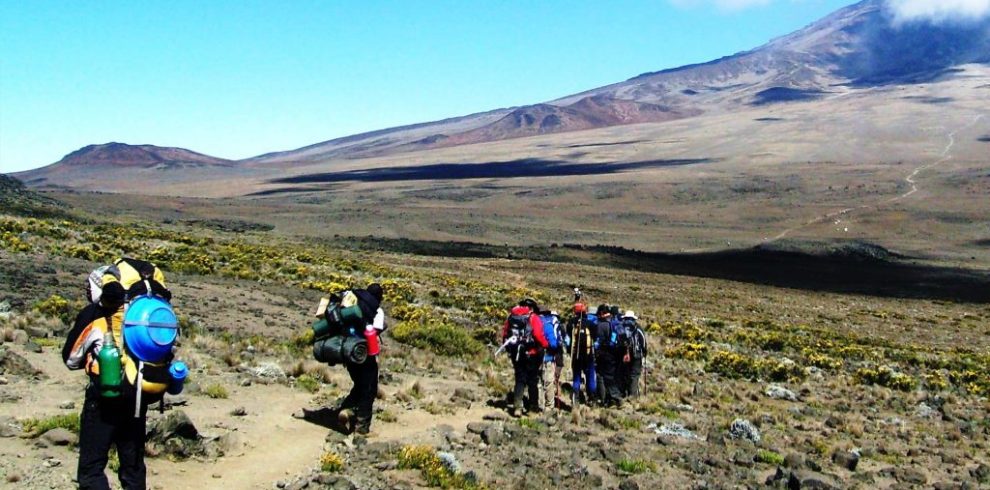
[58,255,646,489]
[500,289,649,416]
[60,255,387,490]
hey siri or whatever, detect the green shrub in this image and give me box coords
[391,321,484,357]
[755,450,784,465]
[854,366,918,391]
[320,451,345,473]
[32,294,73,325]
[616,459,656,474]
[22,413,81,437]
[296,374,320,393]
[203,383,229,399]
[397,445,485,489]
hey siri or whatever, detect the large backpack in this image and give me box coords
[569,315,595,361]
[507,312,535,351]
[90,258,179,413]
[539,314,559,351]
[624,319,645,359]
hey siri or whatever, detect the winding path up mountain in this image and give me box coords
[771,113,987,242]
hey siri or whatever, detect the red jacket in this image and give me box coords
[502,306,549,355]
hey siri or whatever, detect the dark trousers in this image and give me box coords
[626,357,644,398]
[512,353,542,411]
[343,355,379,426]
[77,387,147,490]
[597,351,623,406]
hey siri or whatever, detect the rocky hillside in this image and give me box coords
[1,208,989,489]
[54,143,231,169]
[0,175,65,218]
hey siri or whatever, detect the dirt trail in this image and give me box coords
[771,113,986,242]
[150,385,326,490]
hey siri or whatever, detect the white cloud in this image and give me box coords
[886,0,990,23]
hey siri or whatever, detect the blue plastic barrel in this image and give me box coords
[123,295,178,362]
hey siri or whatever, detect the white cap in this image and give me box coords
[622,310,638,320]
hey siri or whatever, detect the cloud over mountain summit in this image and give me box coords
[886,0,990,23]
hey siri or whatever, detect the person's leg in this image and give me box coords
[114,409,147,490]
[541,360,554,410]
[354,356,378,434]
[512,358,526,415]
[628,358,643,398]
[341,362,362,410]
[525,356,541,412]
[77,395,114,490]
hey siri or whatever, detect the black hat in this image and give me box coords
[610,305,621,317]
[519,298,539,311]
[596,304,610,316]
[367,283,384,302]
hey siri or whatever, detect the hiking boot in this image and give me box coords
[354,416,372,436]
[337,409,356,433]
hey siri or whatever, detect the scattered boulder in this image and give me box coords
[728,419,761,444]
[10,330,28,345]
[766,385,798,401]
[914,402,940,419]
[466,422,491,435]
[41,428,77,446]
[787,469,841,489]
[146,410,204,459]
[58,400,76,410]
[481,426,505,445]
[0,347,43,377]
[970,464,990,483]
[651,422,703,445]
[831,450,859,471]
[250,363,286,379]
[230,406,247,417]
[0,415,19,437]
[25,325,51,339]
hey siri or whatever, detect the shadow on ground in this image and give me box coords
[337,237,990,304]
[265,157,714,187]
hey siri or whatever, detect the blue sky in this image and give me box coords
[0,0,856,173]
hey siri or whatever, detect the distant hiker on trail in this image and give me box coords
[501,298,549,416]
[62,258,186,490]
[567,302,597,406]
[306,283,386,435]
[594,304,627,407]
[619,310,648,399]
[538,309,565,411]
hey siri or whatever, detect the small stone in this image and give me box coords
[783,452,806,469]
[239,378,252,387]
[728,419,761,444]
[618,479,640,490]
[230,406,247,416]
[831,450,859,471]
[58,401,75,410]
[211,473,221,479]
[895,468,928,485]
[481,426,504,445]
[25,341,42,354]
[41,428,77,446]
[466,422,491,435]
[787,469,840,489]
[765,385,798,401]
[971,463,990,483]
[0,377,7,385]
[482,412,508,421]
[43,458,62,468]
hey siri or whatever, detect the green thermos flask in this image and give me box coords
[98,332,122,398]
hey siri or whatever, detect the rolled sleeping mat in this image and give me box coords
[313,335,369,365]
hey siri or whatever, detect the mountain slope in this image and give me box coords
[54,142,232,169]
[251,0,990,165]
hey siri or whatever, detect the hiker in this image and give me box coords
[63,259,184,490]
[538,310,565,411]
[620,310,648,398]
[501,298,549,416]
[566,302,597,406]
[594,304,627,407]
[334,283,386,435]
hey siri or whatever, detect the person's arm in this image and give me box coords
[62,305,103,370]
[501,318,510,342]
